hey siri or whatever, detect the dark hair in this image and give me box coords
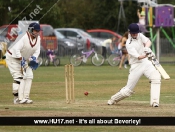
[119,31,128,43]
[123,31,128,39]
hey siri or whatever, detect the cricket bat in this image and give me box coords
[151,58,170,80]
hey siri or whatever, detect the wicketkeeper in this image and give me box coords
[108,23,161,107]
[6,22,41,104]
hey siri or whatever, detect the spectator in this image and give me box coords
[46,49,55,62]
[119,31,129,69]
[109,36,118,54]
[101,36,118,59]
[137,9,149,33]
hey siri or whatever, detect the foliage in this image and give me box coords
[0,0,175,34]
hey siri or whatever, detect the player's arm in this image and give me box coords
[126,42,146,60]
[13,38,24,60]
[139,37,151,60]
[144,39,151,48]
[138,54,147,60]
[140,33,152,54]
[32,37,41,59]
[32,46,40,59]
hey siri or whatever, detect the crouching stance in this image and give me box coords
[18,58,39,104]
[6,22,41,104]
[108,23,161,107]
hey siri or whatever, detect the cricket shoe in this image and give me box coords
[19,99,28,104]
[14,97,20,104]
[107,99,116,105]
[152,102,159,107]
[25,99,33,104]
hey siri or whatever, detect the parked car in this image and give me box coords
[54,28,103,53]
[40,24,58,52]
[87,29,122,40]
[0,24,58,53]
[0,35,9,46]
[0,24,18,47]
[0,24,18,40]
[54,30,83,56]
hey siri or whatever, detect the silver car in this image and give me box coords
[54,30,84,56]
[54,28,102,53]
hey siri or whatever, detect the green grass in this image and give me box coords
[0,63,175,132]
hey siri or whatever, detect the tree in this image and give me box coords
[0,0,173,35]
[0,0,59,25]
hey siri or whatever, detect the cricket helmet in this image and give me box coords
[28,22,41,32]
[128,23,140,34]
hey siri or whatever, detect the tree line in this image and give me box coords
[0,0,174,35]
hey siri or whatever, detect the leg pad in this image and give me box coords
[108,88,134,105]
[150,70,161,107]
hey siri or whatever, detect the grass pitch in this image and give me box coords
[0,63,175,132]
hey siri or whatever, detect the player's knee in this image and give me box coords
[13,80,20,94]
[120,88,134,97]
[12,77,23,94]
[150,70,161,84]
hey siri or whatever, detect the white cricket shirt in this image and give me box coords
[126,33,149,65]
[8,32,40,60]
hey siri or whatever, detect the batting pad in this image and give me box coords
[111,88,134,103]
[29,60,39,70]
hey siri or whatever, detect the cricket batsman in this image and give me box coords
[6,22,41,104]
[108,23,161,107]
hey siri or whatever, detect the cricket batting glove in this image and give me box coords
[144,47,152,55]
[148,51,155,59]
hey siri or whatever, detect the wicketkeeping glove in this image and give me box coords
[29,56,36,61]
[29,60,39,70]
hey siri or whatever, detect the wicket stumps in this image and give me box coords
[65,64,75,103]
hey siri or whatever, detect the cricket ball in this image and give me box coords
[84,91,88,96]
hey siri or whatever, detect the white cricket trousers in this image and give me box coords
[6,53,23,79]
[6,53,33,97]
[126,60,160,90]
[6,53,33,79]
